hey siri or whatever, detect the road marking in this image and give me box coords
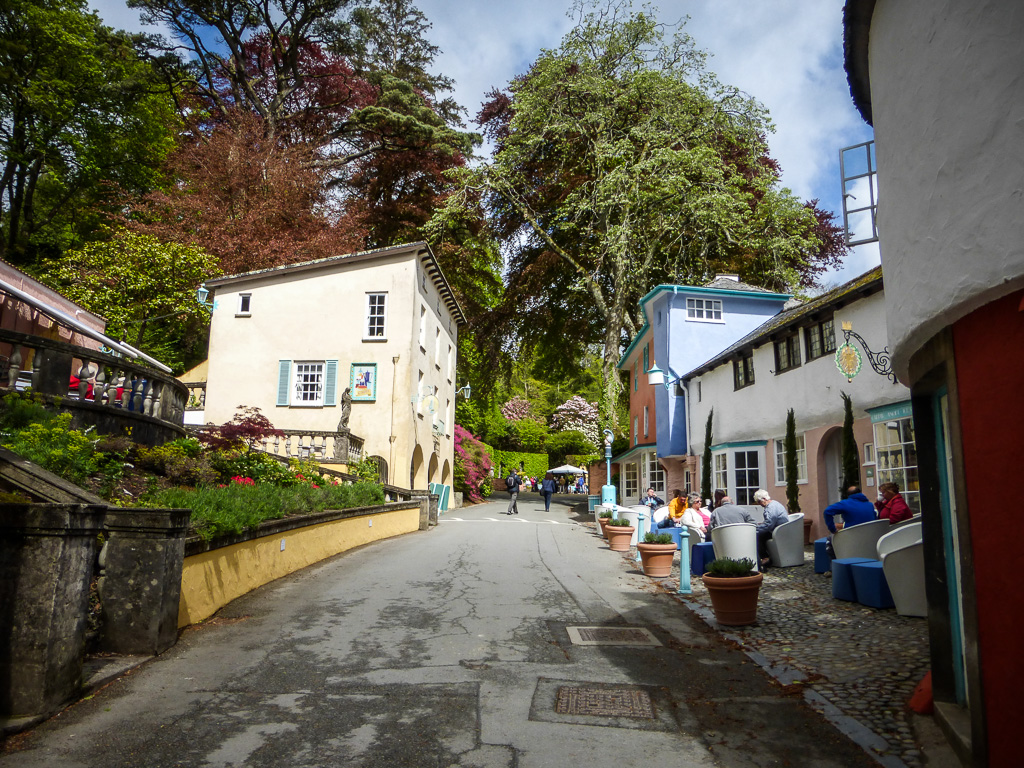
[439,518,568,525]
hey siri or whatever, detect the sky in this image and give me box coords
[88,0,880,286]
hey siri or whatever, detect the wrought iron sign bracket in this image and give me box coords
[841,324,897,383]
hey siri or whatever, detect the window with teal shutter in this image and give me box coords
[643,345,649,372]
[277,360,291,406]
[324,360,338,405]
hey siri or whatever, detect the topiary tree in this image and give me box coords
[701,409,713,503]
[840,392,860,497]
[784,408,801,514]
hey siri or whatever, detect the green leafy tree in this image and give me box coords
[436,4,846,424]
[546,429,593,467]
[784,408,801,514]
[37,229,220,372]
[0,0,179,264]
[840,392,860,496]
[701,409,713,503]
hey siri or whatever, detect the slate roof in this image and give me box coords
[683,265,884,379]
[703,276,780,293]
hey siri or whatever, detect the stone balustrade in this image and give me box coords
[181,381,206,411]
[258,429,364,464]
[0,328,188,446]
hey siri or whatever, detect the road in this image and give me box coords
[1,494,876,767]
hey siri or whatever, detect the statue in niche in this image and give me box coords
[338,387,352,430]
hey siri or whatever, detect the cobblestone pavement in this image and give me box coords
[674,551,930,768]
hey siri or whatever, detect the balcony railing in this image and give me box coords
[0,328,188,445]
[181,381,206,411]
[259,429,364,464]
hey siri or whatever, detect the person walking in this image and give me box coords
[540,472,557,512]
[505,469,522,515]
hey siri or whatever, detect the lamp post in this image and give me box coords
[602,429,616,506]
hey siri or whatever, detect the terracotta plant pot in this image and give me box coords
[605,525,635,552]
[598,517,612,539]
[637,542,677,578]
[701,572,764,626]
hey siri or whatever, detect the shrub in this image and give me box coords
[2,412,98,484]
[199,406,284,451]
[643,532,674,544]
[135,440,218,487]
[607,518,632,527]
[705,557,756,577]
[599,510,613,519]
[454,424,492,502]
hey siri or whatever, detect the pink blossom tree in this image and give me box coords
[454,424,493,502]
[550,396,600,449]
[500,395,534,422]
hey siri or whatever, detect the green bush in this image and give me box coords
[135,440,218,487]
[599,510,613,518]
[643,532,674,544]
[0,392,59,433]
[2,412,98,484]
[607,518,632,527]
[705,557,756,577]
[488,447,548,480]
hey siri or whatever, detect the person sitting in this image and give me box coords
[712,488,727,510]
[679,492,708,542]
[875,482,913,524]
[753,489,789,569]
[824,485,876,535]
[708,494,754,530]
[642,486,664,511]
[658,489,686,528]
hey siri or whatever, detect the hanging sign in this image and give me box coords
[835,342,862,382]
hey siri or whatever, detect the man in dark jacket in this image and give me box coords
[506,471,522,515]
[824,486,876,534]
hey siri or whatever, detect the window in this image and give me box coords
[684,468,692,493]
[863,443,875,465]
[686,297,723,321]
[805,317,836,361]
[733,353,755,389]
[698,380,702,402]
[237,293,251,316]
[634,360,638,391]
[633,416,638,445]
[447,344,453,381]
[417,370,424,415]
[624,462,639,499]
[774,333,801,373]
[365,293,387,339]
[277,360,338,407]
[645,451,665,494]
[774,434,807,484]
[643,406,649,437]
[418,306,427,350]
[734,450,760,504]
[874,417,920,513]
[643,345,649,372]
[713,453,728,493]
[434,328,441,368]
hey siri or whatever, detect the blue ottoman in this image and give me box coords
[691,541,716,576]
[832,557,875,601]
[850,560,895,609]
[814,537,832,573]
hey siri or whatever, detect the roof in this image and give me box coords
[683,265,884,379]
[843,0,877,125]
[617,280,792,369]
[205,241,467,327]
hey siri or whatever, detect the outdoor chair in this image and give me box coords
[876,521,922,559]
[767,513,806,567]
[650,505,670,528]
[832,518,891,560]
[880,536,927,617]
[890,513,922,530]
[709,522,759,571]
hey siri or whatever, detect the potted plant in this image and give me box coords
[598,510,613,539]
[637,532,677,577]
[604,518,635,552]
[701,557,764,626]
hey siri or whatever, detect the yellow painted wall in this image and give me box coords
[178,507,420,627]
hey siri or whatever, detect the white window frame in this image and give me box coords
[364,293,388,340]
[686,297,723,322]
[713,453,728,494]
[293,361,325,407]
[733,449,761,505]
[774,434,808,485]
[644,450,665,495]
[237,293,251,316]
[643,406,649,437]
[447,344,453,382]
[434,327,441,368]
[873,417,920,513]
[633,416,638,446]
[418,306,427,350]
[624,462,639,500]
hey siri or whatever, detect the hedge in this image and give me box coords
[486,447,549,481]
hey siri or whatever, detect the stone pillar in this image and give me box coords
[411,490,437,530]
[0,503,104,719]
[97,508,190,656]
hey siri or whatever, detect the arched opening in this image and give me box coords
[817,426,843,513]
[410,444,425,489]
[441,459,451,485]
[368,455,388,485]
[427,452,439,484]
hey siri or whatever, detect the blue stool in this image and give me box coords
[691,541,716,576]
[832,557,875,601]
[814,537,832,573]
[850,560,894,609]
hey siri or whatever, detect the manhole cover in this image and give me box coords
[565,626,662,646]
[555,685,655,719]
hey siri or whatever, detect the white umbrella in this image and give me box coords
[549,464,585,474]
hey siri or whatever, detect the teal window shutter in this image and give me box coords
[277,360,291,406]
[324,360,338,405]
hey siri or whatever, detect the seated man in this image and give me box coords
[753,489,789,569]
[658,489,686,528]
[708,495,754,530]
[875,482,913,525]
[642,486,665,511]
[824,485,876,535]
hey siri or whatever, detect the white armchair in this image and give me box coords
[881,536,927,617]
[710,523,759,571]
[877,521,923,559]
[832,518,891,560]
[767,513,806,567]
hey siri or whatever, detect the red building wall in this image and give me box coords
[952,288,1024,765]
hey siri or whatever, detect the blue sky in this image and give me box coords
[89,0,879,286]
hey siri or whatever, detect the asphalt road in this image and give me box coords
[1,494,877,767]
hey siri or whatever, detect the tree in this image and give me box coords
[500,395,533,422]
[840,392,860,496]
[453,424,492,502]
[701,409,713,503]
[0,0,178,265]
[435,4,847,425]
[546,430,594,467]
[37,229,220,372]
[784,408,801,514]
[550,396,600,449]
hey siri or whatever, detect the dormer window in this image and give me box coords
[686,297,723,322]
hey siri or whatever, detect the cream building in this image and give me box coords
[202,242,465,491]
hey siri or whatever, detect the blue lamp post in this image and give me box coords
[601,429,616,506]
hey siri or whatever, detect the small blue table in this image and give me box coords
[851,560,895,609]
[814,537,832,573]
[691,541,716,576]
[832,557,876,601]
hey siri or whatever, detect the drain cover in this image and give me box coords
[555,685,655,719]
[566,626,662,646]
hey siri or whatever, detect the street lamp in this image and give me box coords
[601,429,617,506]
[456,383,472,400]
